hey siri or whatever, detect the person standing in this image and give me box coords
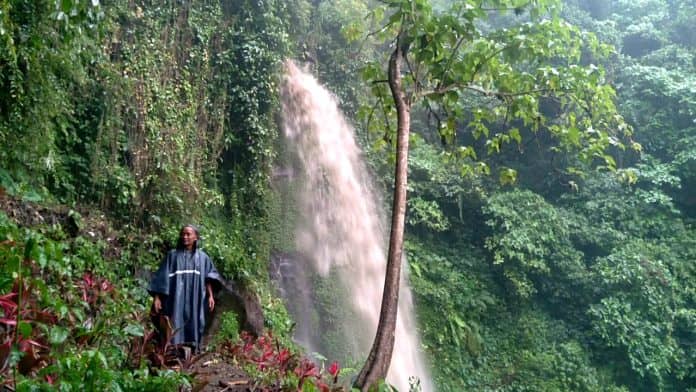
[148,225,222,352]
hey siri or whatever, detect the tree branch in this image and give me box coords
[424,99,443,134]
[365,102,378,132]
[436,34,468,91]
[380,95,392,140]
[478,0,535,12]
[469,42,519,84]
[419,83,556,100]
[404,54,419,105]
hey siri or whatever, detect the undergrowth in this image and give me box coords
[0,212,187,390]
[0,211,355,391]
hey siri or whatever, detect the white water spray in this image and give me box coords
[280,60,432,392]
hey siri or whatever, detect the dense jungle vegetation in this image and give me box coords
[0,0,694,391]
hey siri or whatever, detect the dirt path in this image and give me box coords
[188,352,258,392]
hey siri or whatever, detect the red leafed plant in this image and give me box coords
[224,331,297,376]
[128,312,194,371]
[222,331,343,391]
[327,361,340,384]
[0,280,54,380]
[80,272,114,304]
[0,292,18,325]
[0,270,118,388]
[294,358,321,390]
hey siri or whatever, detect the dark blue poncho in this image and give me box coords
[148,249,222,350]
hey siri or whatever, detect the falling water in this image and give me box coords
[279,60,432,392]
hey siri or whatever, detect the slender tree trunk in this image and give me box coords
[354,38,411,392]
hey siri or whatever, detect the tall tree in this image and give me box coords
[354,0,635,390]
[354,29,411,390]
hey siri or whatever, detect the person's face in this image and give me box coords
[180,227,198,250]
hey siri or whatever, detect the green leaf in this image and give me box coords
[49,325,69,344]
[509,128,522,144]
[566,126,580,146]
[410,261,422,277]
[18,321,32,338]
[61,0,73,13]
[123,323,145,337]
[21,191,43,203]
[23,237,36,261]
[499,168,518,185]
[452,314,466,328]
[6,254,20,274]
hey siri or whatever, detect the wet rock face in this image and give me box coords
[269,252,313,301]
[234,283,265,336]
[204,281,265,342]
[269,251,319,349]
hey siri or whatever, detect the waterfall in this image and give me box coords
[279,60,432,392]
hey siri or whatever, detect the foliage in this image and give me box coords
[312,271,367,365]
[483,190,587,299]
[300,0,377,119]
[213,311,241,345]
[1,0,695,391]
[348,0,651,388]
[221,331,345,391]
[0,0,102,199]
[405,240,491,389]
[585,232,694,388]
[0,0,306,291]
[565,0,696,219]
[407,234,628,392]
[475,171,695,390]
[374,1,696,389]
[0,213,184,390]
[357,0,635,178]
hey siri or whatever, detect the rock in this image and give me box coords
[204,281,264,344]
